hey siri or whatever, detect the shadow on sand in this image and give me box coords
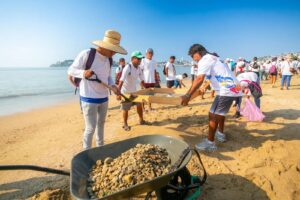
[201,173,270,200]
[0,174,269,200]
[152,108,300,160]
[0,175,69,200]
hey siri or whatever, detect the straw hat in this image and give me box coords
[92,30,127,55]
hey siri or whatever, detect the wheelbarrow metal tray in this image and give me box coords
[125,81,210,105]
[128,88,182,105]
[71,134,192,200]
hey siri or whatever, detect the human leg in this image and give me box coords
[281,75,287,89]
[82,102,98,149]
[136,103,144,123]
[95,101,108,147]
[286,75,292,89]
[120,102,132,131]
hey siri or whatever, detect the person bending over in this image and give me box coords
[181,44,242,152]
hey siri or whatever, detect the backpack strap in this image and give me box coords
[109,57,113,67]
[128,63,132,75]
[85,48,97,70]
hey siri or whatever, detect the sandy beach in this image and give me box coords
[1,76,300,200]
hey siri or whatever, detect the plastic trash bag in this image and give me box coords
[240,98,265,122]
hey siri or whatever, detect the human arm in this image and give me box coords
[181,55,214,105]
[67,50,94,79]
[139,68,145,88]
[180,80,186,88]
[68,75,77,87]
[181,74,206,105]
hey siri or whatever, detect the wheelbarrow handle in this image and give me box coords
[169,148,207,185]
[0,165,70,176]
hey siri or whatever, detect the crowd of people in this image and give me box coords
[224,54,300,90]
[67,29,299,152]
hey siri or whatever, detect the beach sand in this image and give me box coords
[1,76,300,200]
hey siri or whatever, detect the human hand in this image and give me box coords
[181,94,190,106]
[84,70,94,78]
[111,85,121,96]
[116,95,122,101]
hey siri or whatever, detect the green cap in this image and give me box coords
[131,51,144,59]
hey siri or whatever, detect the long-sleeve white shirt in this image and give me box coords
[68,49,114,99]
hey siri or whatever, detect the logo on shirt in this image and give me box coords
[215,75,241,94]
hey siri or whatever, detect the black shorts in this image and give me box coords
[209,95,236,116]
[167,80,175,88]
[144,83,156,88]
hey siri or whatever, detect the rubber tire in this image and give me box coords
[156,167,192,200]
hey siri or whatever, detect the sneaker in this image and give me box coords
[195,139,217,152]
[215,130,226,143]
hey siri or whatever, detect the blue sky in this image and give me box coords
[0,0,299,67]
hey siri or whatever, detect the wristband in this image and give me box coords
[185,93,191,98]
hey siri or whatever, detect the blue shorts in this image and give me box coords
[174,80,180,88]
[209,95,236,116]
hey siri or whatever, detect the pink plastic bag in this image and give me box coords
[240,98,265,122]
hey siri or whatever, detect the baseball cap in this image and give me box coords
[131,51,144,59]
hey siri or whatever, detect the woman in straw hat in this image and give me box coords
[68,30,127,149]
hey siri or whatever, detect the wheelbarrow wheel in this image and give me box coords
[155,167,191,200]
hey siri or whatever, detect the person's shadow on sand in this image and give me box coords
[0,173,269,200]
[202,173,270,200]
[155,108,300,160]
[0,175,69,200]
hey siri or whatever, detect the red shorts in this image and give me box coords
[144,83,156,88]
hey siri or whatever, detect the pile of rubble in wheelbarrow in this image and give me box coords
[87,144,171,199]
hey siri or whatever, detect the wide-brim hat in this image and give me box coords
[92,30,127,55]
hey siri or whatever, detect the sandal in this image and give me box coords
[122,125,131,131]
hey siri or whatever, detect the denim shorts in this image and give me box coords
[209,95,236,116]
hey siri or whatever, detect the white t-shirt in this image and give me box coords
[292,60,299,69]
[265,63,271,72]
[165,62,176,81]
[197,54,242,97]
[249,61,260,72]
[68,49,114,99]
[281,61,294,76]
[140,58,157,83]
[116,65,123,74]
[120,63,144,94]
[237,72,258,88]
[236,61,246,73]
[176,74,184,81]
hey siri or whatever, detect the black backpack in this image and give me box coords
[241,80,262,98]
[71,48,112,93]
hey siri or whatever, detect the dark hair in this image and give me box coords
[170,56,176,60]
[211,52,219,57]
[272,57,277,62]
[119,58,125,62]
[183,73,188,78]
[253,57,258,61]
[188,44,208,57]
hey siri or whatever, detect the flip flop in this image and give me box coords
[122,125,131,131]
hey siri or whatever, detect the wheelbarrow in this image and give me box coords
[0,135,206,200]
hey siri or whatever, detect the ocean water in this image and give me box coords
[0,66,191,116]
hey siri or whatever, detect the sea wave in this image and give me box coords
[0,90,73,100]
